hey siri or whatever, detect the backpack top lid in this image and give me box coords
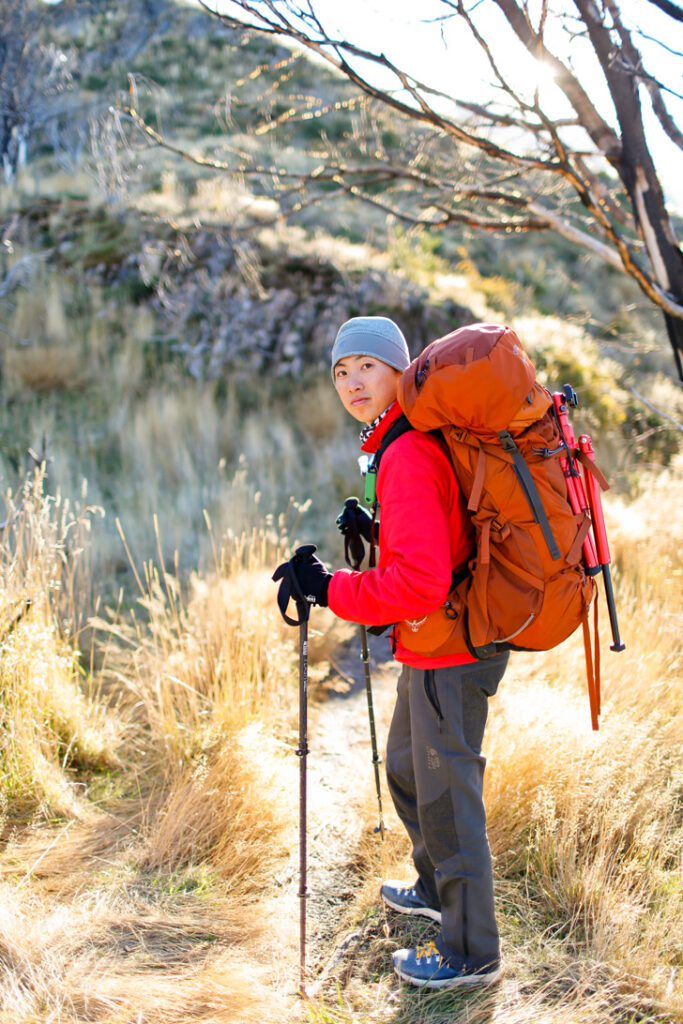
[398,323,541,436]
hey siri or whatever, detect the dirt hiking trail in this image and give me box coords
[258,629,400,999]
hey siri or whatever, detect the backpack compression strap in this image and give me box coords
[498,430,562,561]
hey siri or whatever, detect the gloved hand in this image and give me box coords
[293,548,332,607]
[272,545,332,626]
[336,497,378,544]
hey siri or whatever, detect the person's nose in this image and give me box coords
[348,371,363,391]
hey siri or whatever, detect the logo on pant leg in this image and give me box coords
[426,745,441,770]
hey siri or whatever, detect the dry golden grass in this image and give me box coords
[0,470,118,821]
[0,492,309,1021]
[0,871,287,1024]
[99,516,297,760]
[4,343,90,393]
[142,723,296,885]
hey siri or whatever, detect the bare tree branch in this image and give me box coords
[492,0,623,158]
[145,0,683,378]
[629,387,683,431]
[644,0,683,21]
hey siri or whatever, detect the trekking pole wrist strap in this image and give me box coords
[273,547,316,626]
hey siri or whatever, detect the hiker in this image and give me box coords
[276,316,508,989]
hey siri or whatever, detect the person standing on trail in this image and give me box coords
[278,315,509,990]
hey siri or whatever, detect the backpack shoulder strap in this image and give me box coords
[375,413,413,466]
[363,413,413,522]
[363,412,413,589]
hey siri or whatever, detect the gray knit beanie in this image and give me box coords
[331,316,410,377]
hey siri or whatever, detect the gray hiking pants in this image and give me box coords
[385,654,508,967]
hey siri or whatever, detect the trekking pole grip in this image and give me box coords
[272,545,317,627]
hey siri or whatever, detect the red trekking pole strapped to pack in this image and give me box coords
[551,386,625,729]
[577,433,625,656]
[551,387,600,574]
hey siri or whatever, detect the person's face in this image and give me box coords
[333,355,401,424]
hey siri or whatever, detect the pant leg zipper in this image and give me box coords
[424,668,444,728]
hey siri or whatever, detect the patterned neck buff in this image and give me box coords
[359,404,393,446]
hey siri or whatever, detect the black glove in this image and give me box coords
[272,544,332,626]
[294,549,332,607]
[336,497,378,544]
[336,497,378,570]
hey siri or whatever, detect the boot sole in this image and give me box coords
[394,964,503,989]
[381,894,442,923]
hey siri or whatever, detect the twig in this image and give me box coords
[305,928,365,997]
[629,386,683,433]
[327,656,358,689]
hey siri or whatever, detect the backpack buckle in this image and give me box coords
[497,429,517,453]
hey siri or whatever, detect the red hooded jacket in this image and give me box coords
[327,402,476,668]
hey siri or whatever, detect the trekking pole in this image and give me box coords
[578,434,626,653]
[553,388,625,653]
[272,544,317,998]
[551,387,600,573]
[296,601,310,997]
[359,621,387,839]
[551,388,602,729]
[341,498,387,839]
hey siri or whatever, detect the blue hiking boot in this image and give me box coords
[393,941,502,989]
[380,880,441,923]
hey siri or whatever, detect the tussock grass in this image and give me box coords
[142,723,296,885]
[0,497,306,1020]
[0,876,286,1024]
[83,507,311,888]
[101,516,296,759]
[0,470,118,821]
[4,344,89,394]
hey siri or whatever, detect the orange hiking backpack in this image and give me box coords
[375,322,623,729]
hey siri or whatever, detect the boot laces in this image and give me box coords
[416,941,442,965]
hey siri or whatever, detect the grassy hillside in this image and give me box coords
[0,2,680,1022]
